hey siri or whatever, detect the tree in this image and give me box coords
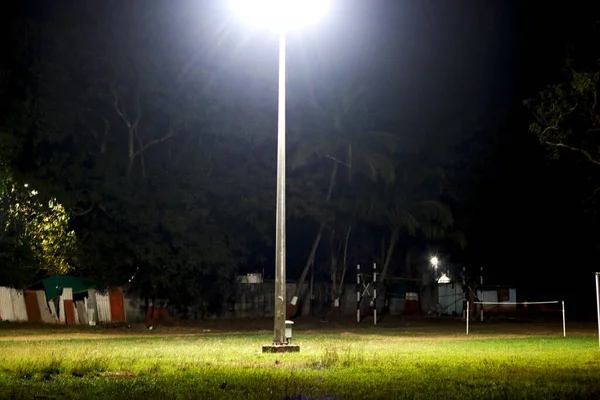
[26,2,276,310]
[526,64,600,201]
[0,16,68,287]
[321,187,361,315]
[379,199,456,282]
[0,181,77,287]
[348,155,466,318]
[285,76,403,317]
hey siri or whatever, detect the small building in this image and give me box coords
[435,266,517,316]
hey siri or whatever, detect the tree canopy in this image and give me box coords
[527,65,600,203]
[0,182,76,287]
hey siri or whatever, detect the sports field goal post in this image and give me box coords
[356,263,377,325]
[466,300,566,337]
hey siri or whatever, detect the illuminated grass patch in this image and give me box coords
[0,325,599,399]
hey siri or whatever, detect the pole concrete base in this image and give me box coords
[262,344,300,353]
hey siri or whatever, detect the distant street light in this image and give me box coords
[430,256,439,270]
[229,0,329,350]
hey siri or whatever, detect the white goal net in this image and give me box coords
[465,300,566,337]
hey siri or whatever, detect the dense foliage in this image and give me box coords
[527,65,600,202]
[0,182,76,286]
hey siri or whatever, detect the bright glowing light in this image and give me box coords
[437,273,450,284]
[430,256,439,267]
[229,0,329,32]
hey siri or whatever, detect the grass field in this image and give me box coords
[0,318,599,399]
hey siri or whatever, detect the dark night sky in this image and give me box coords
[3,1,599,314]
[3,0,583,131]
[3,0,590,103]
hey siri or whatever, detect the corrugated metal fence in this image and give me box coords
[0,286,125,324]
[0,287,28,322]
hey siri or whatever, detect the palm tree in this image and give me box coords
[354,167,466,320]
[285,78,402,318]
[376,158,466,282]
[327,198,357,315]
[379,198,458,285]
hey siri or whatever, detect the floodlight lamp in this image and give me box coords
[430,256,439,267]
[228,0,329,33]
[437,273,451,284]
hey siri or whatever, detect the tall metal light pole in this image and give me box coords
[596,272,600,347]
[273,32,287,345]
[228,0,329,351]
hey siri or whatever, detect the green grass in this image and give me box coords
[0,322,599,399]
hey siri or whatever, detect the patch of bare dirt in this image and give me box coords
[302,330,318,334]
[0,317,596,341]
[104,371,137,379]
[0,332,200,341]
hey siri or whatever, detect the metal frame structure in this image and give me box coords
[356,263,377,325]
